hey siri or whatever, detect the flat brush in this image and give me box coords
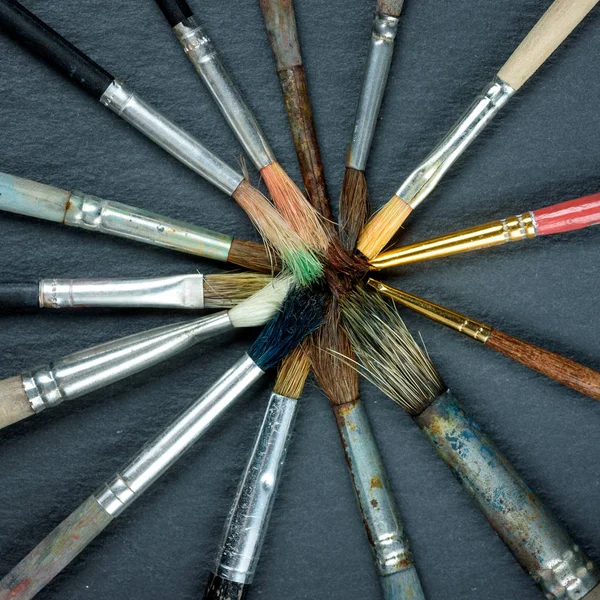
[358,0,600,260]
[0,0,322,285]
[372,192,600,269]
[342,288,600,599]
[0,276,292,431]
[0,285,326,600]
[204,343,310,600]
[311,299,424,599]
[340,0,404,251]
[0,171,277,273]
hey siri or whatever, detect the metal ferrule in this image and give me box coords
[21,311,232,413]
[215,392,299,584]
[415,391,600,600]
[397,77,515,209]
[334,400,421,588]
[99,81,243,196]
[372,212,537,269]
[347,14,399,171]
[95,353,264,517]
[174,18,275,171]
[39,274,205,309]
[63,192,232,262]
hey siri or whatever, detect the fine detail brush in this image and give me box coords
[155,0,330,255]
[204,343,310,600]
[0,285,325,600]
[0,171,277,273]
[371,191,600,269]
[340,0,404,251]
[357,0,599,260]
[368,279,600,402]
[311,299,424,599]
[0,277,292,431]
[0,0,322,284]
[342,288,600,600]
[0,273,271,311]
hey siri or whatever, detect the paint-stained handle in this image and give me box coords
[0,0,113,98]
[154,0,192,27]
[380,566,425,600]
[259,0,302,70]
[533,192,600,236]
[0,282,39,309]
[377,0,405,18]
[0,496,113,600]
[203,573,247,600]
[497,0,599,90]
[0,376,33,430]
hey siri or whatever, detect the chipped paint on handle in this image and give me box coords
[415,391,600,600]
[259,0,302,71]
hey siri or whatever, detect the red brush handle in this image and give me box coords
[532,192,600,236]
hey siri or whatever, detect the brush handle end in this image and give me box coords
[0,282,39,310]
[154,0,193,27]
[376,0,405,18]
[584,584,600,599]
[203,573,247,600]
[380,567,425,600]
[0,376,34,430]
[533,192,600,236]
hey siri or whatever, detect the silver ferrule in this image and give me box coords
[417,391,600,600]
[348,14,399,171]
[95,353,264,517]
[100,80,243,196]
[21,312,232,413]
[215,392,299,584]
[174,18,275,171]
[39,274,204,309]
[63,192,232,262]
[397,76,515,209]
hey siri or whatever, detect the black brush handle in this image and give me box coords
[0,282,39,309]
[203,573,247,600]
[0,0,113,98]
[155,0,193,27]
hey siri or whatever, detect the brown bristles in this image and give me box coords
[204,273,272,308]
[357,194,413,260]
[273,342,311,400]
[227,238,280,274]
[339,167,370,252]
[326,237,371,283]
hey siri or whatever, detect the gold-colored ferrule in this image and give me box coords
[370,212,537,270]
[368,279,492,343]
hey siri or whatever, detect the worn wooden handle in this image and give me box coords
[377,0,405,18]
[497,0,599,90]
[259,0,302,71]
[203,573,247,600]
[532,192,600,236]
[486,329,600,401]
[0,375,34,430]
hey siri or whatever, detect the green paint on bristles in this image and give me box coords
[282,247,323,286]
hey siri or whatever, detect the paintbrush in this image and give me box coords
[204,343,310,600]
[0,276,292,431]
[310,299,424,599]
[0,284,326,600]
[0,273,271,311]
[342,287,600,599]
[339,0,404,252]
[371,191,600,269]
[0,171,278,274]
[155,0,330,256]
[357,0,600,260]
[0,0,323,285]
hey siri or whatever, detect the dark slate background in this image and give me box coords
[0,1,599,598]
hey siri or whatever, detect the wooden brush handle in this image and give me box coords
[259,0,302,71]
[154,0,193,27]
[0,375,34,430]
[0,496,113,600]
[532,192,600,236]
[497,0,599,90]
[203,573,247,600]
[376,0,405,18]
[0,282,40,309]
[486,329,600,401]
[584,584,600,600]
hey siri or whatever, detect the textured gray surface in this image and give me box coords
[0,1,598,599]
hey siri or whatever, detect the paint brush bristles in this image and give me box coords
[203,273,272,308]
[273,343,311,399]
[227,239,279,273]
[339,167,370,252]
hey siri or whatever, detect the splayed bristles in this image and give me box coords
[273,342,311,399]
[227,239,279,273]
[357,194,413,260]
[339,167,369,252]
[228,275,293,328]
[204,273,272,308]
[340,286,445,415]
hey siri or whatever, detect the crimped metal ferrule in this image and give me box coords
[100,81,243,195]
[95,353,264,517]
[215,392,298,584]
[39,275,205,309]
[347,13,399,171]
[415,391,600,600]
[63,192,232,262]
[397,76,515,209]
[21,312,233,414]
[174,18,275,171]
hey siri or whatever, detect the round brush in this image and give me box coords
[0,285,326,600]
[357,0,600,260]
[0,277,292,431]
[342,287,600,600]
[372,192,600,269]
[0,0,323,285]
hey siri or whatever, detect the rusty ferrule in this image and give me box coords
[99,81,243,196]
[347,13,400,171]
[397,77,515,209]
[414,391,600,600]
